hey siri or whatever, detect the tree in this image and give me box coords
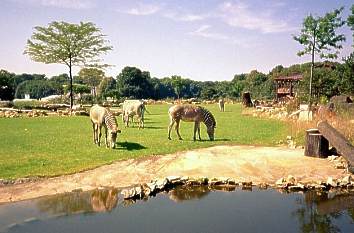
[77,68,105,97]
[170,75,184,99]
[348,5,354,47]
[97,77,116,99]
[339,53,354,95]
[293,8,345,105]
[15,79,61,99]
[116,66,154,99]
[24,21,112,110]
[0,69,16,100]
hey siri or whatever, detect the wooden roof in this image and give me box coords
[274,74,303,81]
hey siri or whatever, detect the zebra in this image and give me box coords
[122,100,146,129]
[90,105,121,149]
[218,98,225,112]
[168,104,216,141]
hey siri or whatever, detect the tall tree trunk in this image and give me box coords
[69,56,73,112]
[309,30,316,108]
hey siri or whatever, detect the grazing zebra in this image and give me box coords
[122,100,146,129]
[90,105,121,149]
[218,98,225,112]
[168,104,216,141]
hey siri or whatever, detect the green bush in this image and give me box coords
[13,100,42,109]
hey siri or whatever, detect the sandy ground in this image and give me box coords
[0,145,348,204]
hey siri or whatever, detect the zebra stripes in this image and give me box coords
[168,104,216,141]
[104,111,118,132]
[200,107,216,129]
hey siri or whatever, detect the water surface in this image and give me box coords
[1,186,354,233]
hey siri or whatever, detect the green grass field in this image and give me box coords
[0,104,288,179]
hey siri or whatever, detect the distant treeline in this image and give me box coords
[1,57,353,103]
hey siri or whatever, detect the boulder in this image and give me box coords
[326,177,338,187]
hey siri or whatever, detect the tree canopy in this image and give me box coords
[24,21,112,109]
[348,5,354,47]
[293,7,345,104]
[116,66,154,99]
[77,68,105,97]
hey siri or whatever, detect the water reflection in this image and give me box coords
[293,190,354,233]
[1,187,354,233]
[37,188,118,215]
[168,185,210,202]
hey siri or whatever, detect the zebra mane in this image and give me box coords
[104,110,118,132]
[200,106,216,127]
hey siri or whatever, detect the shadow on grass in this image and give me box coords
[143,126,164,129]
[116,141,147,151]
[124,125,164,129]
[198,138,231,142]
[171,138,231,142]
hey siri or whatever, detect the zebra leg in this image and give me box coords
[197,122,201,140]
[168,118,175,140]
[193,122,198,141]
[104,126,109,148]
[92,123,96,144]
[175,119,183,140]
[98,125,102,146]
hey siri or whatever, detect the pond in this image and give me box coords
[1,186,354,233]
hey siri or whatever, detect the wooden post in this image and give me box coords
[304,128,329,158]
[318,121,354,166]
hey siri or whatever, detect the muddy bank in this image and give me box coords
[0,145,349,204]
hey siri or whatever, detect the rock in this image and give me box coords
[326,177,338,187]
[286,175,296,185]
[186,177,208,186]
[288,183,306,191]
[313,184,327,190]
[339,175,352,186]
[241,181,252,187]
[154,178,168,190]
[121,186,143,199]
[275,177,285,186]
[327,155,339,162]
[142,183,155,196]
[209,177,227,186]
[166,176,183,185]
[335,162,346,169]
[227,178,236,185]
[258,183,268,189]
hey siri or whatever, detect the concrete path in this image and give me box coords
[0,145,347,204]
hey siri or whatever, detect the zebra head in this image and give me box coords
[206,119,216,141]
[109,129,121,149]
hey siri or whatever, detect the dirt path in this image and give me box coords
[0,145,347,204]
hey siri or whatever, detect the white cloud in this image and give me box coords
[163,12,206,22]
[23,0,94,9]
[125,3,161,16]
[189,25,229,41]
[219,1,294,33]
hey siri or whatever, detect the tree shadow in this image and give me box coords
[116,141,147,151]
[181,138,231,142]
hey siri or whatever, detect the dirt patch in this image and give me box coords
[0,145,348,204]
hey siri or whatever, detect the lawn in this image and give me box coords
[0,104,288,179]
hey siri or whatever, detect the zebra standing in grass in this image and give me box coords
[218,98,225,112]
[168,104,216,141]
[90,105,121,149]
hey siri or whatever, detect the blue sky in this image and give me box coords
[0,0,353,81]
